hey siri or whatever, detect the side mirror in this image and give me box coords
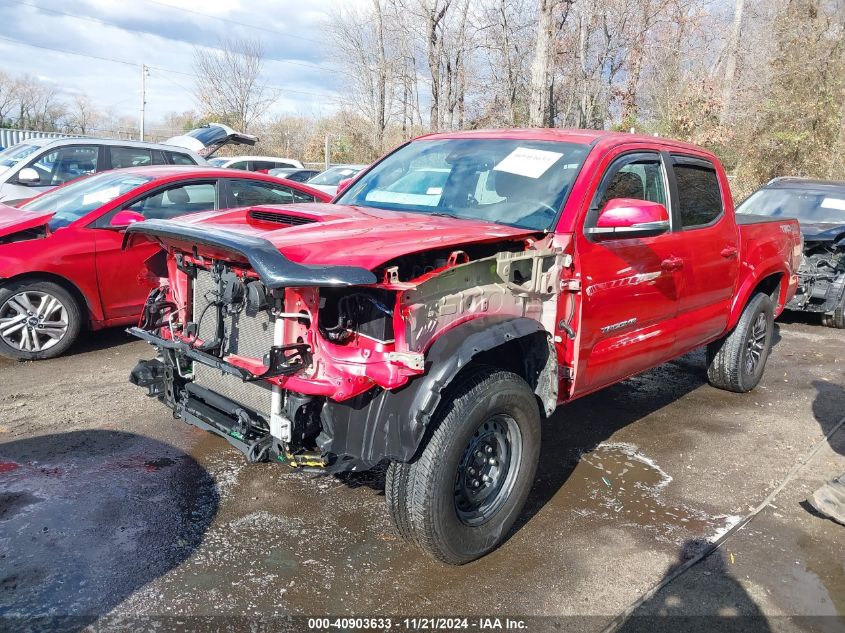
[336,177,354,194]
[17,167,40,185]
[585,198,670,238]
[110,210,145,228]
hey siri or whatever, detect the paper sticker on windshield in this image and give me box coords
[821,197,845,211]
[493,147,564,179]
[82,186,120,206]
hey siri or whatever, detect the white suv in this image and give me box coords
[0,123,258,204]
[0,138,204,204]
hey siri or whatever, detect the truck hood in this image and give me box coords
[799,221,845,243]
[127,203,536,272]
[0,204,54,240]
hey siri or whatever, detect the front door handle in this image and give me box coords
[661,257,684,272]
[720,246,739,259]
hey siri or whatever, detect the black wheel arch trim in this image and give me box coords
[317,316,556,471]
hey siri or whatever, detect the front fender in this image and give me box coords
[317,316,554,471]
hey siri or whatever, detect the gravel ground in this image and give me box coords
[0,314,843,632]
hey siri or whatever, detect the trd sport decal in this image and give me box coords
[600,317,638,333]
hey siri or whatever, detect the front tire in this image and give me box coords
[0,280,82,360]
[389,367,541,564]
[706,292,774,393]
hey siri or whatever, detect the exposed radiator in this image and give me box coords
[192,268,274,417]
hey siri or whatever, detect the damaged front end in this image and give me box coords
[125,218,567,473]
[786,234,845,314]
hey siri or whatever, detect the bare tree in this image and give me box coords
[528,0,573,126]
[65,95,102,135]
[192,37,274,133]
[0,71,18,127]
[478,0,536,125]
[422,0,454,130]
[329,0,398,154]
[720,0,746,123]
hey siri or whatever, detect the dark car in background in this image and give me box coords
[737,177,845,328]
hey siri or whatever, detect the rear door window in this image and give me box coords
[167,152,196,165]
[128,182,217,220]
[229,179,316,206]
[672,157,723,228]
[109,146,153,169]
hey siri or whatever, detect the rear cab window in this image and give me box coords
[671,156,723,229]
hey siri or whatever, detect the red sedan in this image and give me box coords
[0,166,330,360]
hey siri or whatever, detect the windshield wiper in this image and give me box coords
[428,211,463,220]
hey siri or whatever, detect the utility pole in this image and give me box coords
[324,135,330,171]
[140,64,149,141]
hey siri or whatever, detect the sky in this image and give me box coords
[0,0,357,128]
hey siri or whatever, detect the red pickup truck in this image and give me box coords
[126,130,801,564]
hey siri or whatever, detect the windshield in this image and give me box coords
[21,171,153,229]
[309,166,363,186]
[0,143,40,168]
[208,158,228,167]
[737,187,845,224]
[336,139,589,230]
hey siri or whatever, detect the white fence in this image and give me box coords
[0,128,81,149]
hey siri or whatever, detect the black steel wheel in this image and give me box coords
[388,366,541,564]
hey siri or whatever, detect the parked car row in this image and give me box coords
[0,121,367,205]
[0,166,330,359]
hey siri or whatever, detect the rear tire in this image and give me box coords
[0,280,82,361]
[706,292,774,393]
[389,366,541,564]
[821,293,845,329]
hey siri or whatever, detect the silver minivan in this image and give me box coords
[0,123,257,204]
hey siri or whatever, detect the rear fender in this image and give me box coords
[317,316,555,470]
[727,265,785,331]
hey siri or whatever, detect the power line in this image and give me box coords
[140,0,326,46]
[0,34,136,67]
[147,67,337,101]
[8,0,343,76]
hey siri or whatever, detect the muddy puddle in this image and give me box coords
[561,442,739,544]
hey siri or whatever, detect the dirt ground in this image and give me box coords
[0,313,843,632]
